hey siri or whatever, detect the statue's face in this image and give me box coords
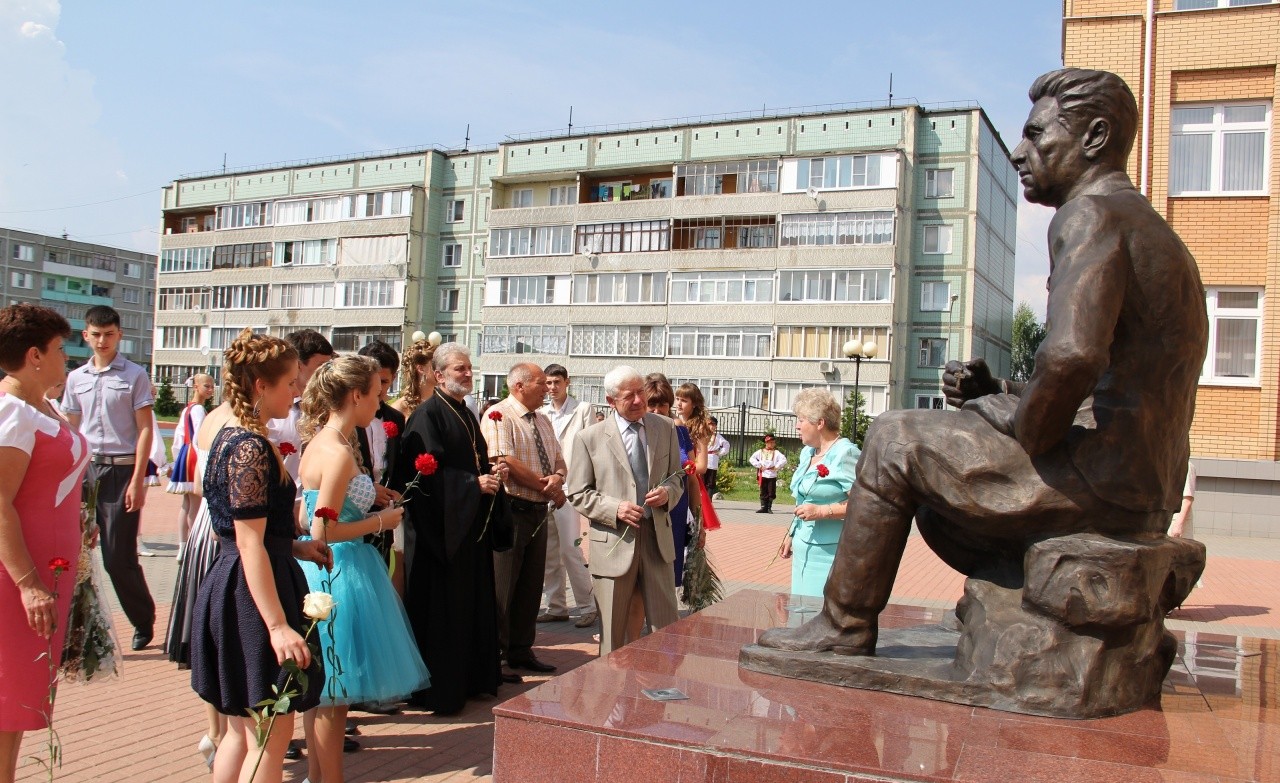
[1011,96,1087,208]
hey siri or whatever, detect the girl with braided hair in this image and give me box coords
[190,329,332,783]
[389,338,436,419]
[296,355,429,783]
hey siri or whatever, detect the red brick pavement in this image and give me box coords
[15,489,1280,781]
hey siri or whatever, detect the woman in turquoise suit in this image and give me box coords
[779,389,860,597]
[296,355,430,783]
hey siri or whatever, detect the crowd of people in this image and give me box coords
[0,301,867,783]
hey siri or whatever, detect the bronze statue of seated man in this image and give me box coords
[758,68,1208,658]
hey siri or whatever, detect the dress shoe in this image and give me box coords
[755,507,768,514]
[343,737,360,753]
[131,628,153,651]
[344,719,358,735]
[574,610,598,628]
[284,740,304,760]
[197,734,217,770]
[536,611,570,623]
[756,611,877,656]
[507,654,556,673]
[500,669,523,684]
[352,701,401,715]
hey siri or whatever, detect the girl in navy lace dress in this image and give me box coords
[190,330,332,783]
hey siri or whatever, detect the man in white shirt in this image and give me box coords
[705,416,730,500]
[538,364,598,628]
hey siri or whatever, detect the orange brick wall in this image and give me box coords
[1065,1,1280,460]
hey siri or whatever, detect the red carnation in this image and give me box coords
[488,410,503,422]
[414,453,438,476]
[48,557,72,573]
[278,442,297,456]
[314,507,339,522]
[816,464,830,478]
[683,460,696,475]
[382,421,400,438]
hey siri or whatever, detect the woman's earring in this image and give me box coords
[252,400,261,418]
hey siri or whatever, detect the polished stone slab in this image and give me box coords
[492,590,1280,782]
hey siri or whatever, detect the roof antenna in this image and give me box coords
[221,153,227,174]
[62,227,68,240]
[888,73,894,108]
[568,106,573,136]
[463,123,470,153]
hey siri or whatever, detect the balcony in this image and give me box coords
[42,290,113,307]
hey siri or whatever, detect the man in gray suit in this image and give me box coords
[567,365,685,655]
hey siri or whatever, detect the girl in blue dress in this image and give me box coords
[779,389,860,597]
[296,355,430,783]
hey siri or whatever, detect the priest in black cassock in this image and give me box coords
[398,342,509,715]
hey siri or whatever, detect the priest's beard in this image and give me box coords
[442,379,471,398]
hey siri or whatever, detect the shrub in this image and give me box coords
[154,378,180,417]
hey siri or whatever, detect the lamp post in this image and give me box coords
[844,340,875,432]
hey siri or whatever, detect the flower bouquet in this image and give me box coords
[61,481,119,682]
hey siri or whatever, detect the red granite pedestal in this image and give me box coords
[492,589,1279,783]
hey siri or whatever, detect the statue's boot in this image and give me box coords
[757,609,877,655]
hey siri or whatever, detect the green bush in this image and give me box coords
[715,458,739,495]
[154,378,180,417]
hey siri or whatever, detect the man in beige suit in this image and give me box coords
[567,365,684,655]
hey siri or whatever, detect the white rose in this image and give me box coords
[302,592,336,621]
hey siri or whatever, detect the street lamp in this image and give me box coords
[842,338,879,415]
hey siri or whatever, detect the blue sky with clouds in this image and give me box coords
[0,0,1061,315]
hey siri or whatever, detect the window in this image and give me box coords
[489,226,572,257]
[209,327,264,350]
[480,325,567,355]
[794,154,887,190]
[667,327,772,359]
[274,190,411,225]
[446,200,464,222]
[122,261,142,278]
[495,276,556,305]
[925,169,954,198]
[160,246,212,273]
[776,326,891,360]
[576,221,669,254]
[569,325,664,357]
[510,189,533,208]
[1175,0,1272,8]
[778,270,890,303]
[340,281,398,308]
[549,185,577,206]
[46,251,58,264]
[439,288,460,312]
[215,201,272,230]
[11,243,33,262]
[10,272,33,289]
[1170,102,1269,194]
[916,395,946,410]
[773,383,889,416]
[670,271,773,304]
[572,272,666,304]
[923,225,952,254]
[160,326,201,350]
[274,239,336,266]
[331,327,402,352]
[668,377,768,408]
[158,287,210,311]
[442,243,463,267]
[274,283,335,309]
[121,287,141,304]
[918,338,948,367]
[213,242,273,270]
[210,285,268,310]
[676,160,779,196]
[1203,288,1262,383]
[121,312,141,330]
[672,216,776,250]
[921,281,952,311]
[779,211,894,247]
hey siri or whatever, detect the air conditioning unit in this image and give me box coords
[818,360,835,374]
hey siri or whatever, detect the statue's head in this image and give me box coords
[1012,68,1138,207]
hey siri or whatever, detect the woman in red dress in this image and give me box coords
[0,304,89,783]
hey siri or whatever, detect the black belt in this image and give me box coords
[92,453,136,466]
[508,497,549,514]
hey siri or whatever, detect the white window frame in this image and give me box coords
[446,200,464,223]
[920,281,953,312]
[915,394,946,410]
[1169,101,1270,196]
[572,272,667,305]
[549,185,577,206]
[924,168,954,198]
[121,287,141,304]
[10,272,33,289]
[923,225,952,255]
[1174,0,1273,9]
[666,326,773,359]
[439,288,460,312]
[11,243,33,262]
[510,189,533,209]
[442,243,463,268]
[777,269,890,303]
[1202,287,1263,386]
[918,337,949,368]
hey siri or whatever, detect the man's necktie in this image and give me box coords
[524,412,553,476]
[626,421,649,513]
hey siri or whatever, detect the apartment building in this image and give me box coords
[1063,0,1280,537]
[478,105,1018,415]
[153,147,495,383]
[0,227,155,369]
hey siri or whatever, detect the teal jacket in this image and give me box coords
[788,438,860,546]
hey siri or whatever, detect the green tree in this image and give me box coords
[1010,302,1047,382]
[840,390,872,448]
[154,378,180,417]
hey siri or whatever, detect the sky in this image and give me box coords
[0,0,1061,317]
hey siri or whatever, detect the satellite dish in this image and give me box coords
[806,187,820,201]
[200,345,211,357]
